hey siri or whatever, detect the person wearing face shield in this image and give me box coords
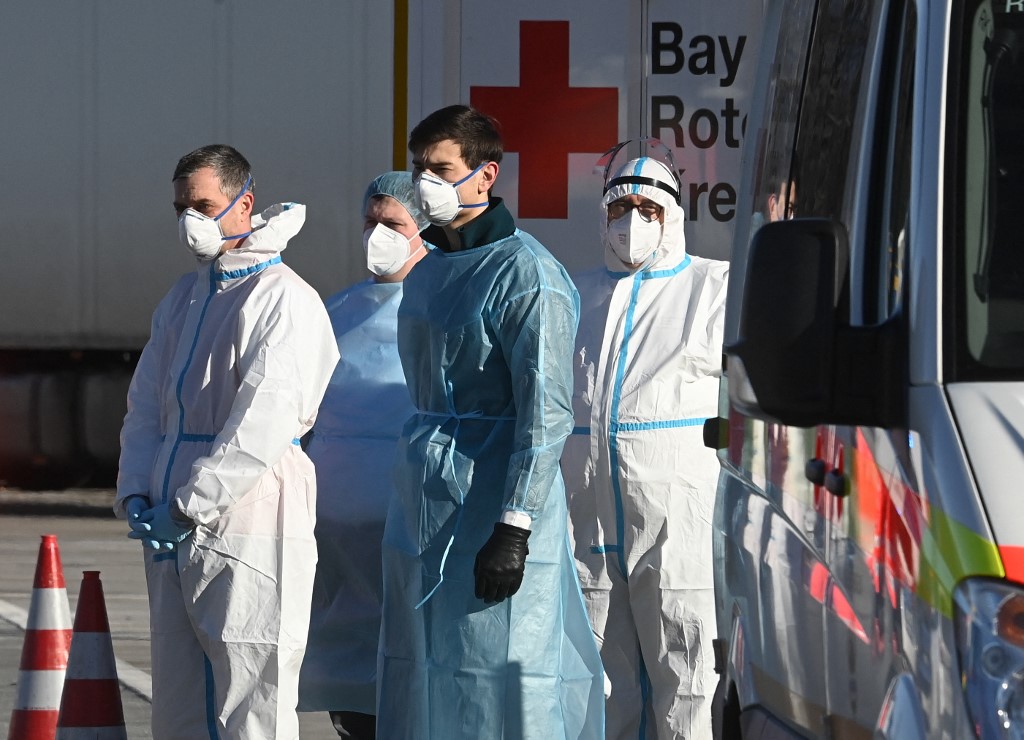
[296,171,427,740]
[376,104,604,739]
[114,144,339,739]
[560,155,729,739]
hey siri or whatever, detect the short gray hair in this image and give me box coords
[172,144,254,198]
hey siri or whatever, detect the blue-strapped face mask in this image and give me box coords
[178,175,253,260]
[414,163,489,226]
[605,208,663,267]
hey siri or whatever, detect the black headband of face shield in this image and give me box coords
[604,175,681,205]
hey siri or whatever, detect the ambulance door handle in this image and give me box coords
[804,458,826,485]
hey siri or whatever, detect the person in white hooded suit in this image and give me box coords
[561,155,729,739]
[115,144,339,740]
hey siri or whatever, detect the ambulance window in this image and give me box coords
[950,0,1024,377]
[867,1,916,323]
[792,1,878,221]
[726,0,815,337]
[748,0,815,233]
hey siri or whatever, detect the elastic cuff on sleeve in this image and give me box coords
[500,509,533,530]
[169,500,195,528]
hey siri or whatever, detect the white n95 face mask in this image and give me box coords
[363,223,423,277]
[604,210,663,266]
[177,176,253,260]
[414,163,489,226]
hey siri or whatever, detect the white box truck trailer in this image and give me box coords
[0,1,764,490]
[0,2,395,485]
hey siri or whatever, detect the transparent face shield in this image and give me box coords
[593,137,683,206]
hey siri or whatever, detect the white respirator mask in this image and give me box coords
[362,223,423,277]
[604,210,663,266]
[414,163,489,226]
[177,175,253,260]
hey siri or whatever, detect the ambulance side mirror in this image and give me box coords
[725,218,906,428]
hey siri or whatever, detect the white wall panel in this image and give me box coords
[0,1,392,348]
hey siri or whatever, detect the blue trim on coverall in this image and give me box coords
[604,250,693,740]
[204,654,218,739]
[161,268,218,504]
[214,255,282,281]
[147,251,280,739]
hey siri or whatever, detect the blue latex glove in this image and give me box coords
[128,502,194,551]
[125,496,168,550]
[124,495,150,523]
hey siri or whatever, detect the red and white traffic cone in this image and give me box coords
[55,571,126,740]
[7,534,73,740]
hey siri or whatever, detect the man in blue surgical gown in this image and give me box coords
[376,104,604,739]
[298,171,428,740]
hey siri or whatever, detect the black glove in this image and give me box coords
[473,522,531,603]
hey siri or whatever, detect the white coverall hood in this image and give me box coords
[600,157,686,273]
[216,202,305,262]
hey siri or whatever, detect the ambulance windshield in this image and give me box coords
[951,1,1024,378]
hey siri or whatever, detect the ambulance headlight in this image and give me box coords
[955,578,1024,739]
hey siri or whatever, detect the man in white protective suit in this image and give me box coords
[298,171,428,740]
[561,153,729,740]
[115,144,339,739]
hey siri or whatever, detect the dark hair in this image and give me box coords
[763,150,800,198]
[172,144,255,198]
[408,105,503,168]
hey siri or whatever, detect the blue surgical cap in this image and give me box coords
[362,171,429,232]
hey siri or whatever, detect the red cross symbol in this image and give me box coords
[471,20,619,220]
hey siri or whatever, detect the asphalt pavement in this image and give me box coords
[0,488,338,739]
[0,486,119,518]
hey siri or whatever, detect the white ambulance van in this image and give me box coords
[713,0,1024,737]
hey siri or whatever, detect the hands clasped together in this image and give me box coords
[125,495,195,552]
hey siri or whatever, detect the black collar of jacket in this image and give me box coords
[423,198,515,252]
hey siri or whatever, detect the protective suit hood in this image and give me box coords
[218,202,305,262]
[600,157,686,273]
